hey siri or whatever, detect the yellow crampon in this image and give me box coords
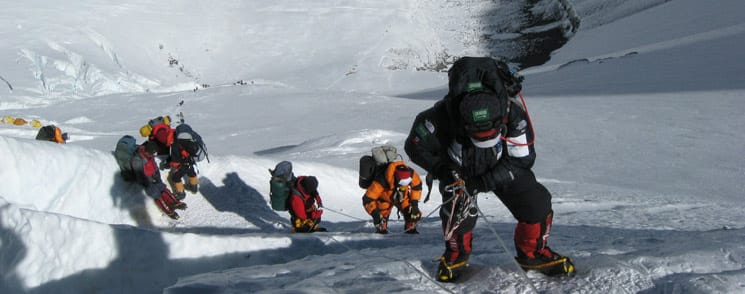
[517,256,575,276]
[437,257,468,282]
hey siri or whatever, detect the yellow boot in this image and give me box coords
[186,176,199,194]
[173,182,186,200]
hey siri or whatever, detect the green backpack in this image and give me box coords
[114,135,138,182]
[269,161,295,211]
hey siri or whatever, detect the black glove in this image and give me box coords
[434,162,457,184]
[465,176,488,195]
[159,159,170,170]
[408,201,422,221]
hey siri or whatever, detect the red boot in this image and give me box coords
[404,221,419,234]
[514,212,575,276]
[161,189,187,210]
[154,197,179,219]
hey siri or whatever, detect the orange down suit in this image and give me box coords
[362,161,422,219]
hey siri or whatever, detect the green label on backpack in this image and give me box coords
[471,108,490,122]
[467,82,483,92]
[415,123,430,138]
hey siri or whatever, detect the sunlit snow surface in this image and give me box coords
[1,0,745,293]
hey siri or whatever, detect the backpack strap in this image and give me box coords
[423,173,434,203]
[375,163,391,190]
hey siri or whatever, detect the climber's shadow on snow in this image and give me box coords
[199,172,287,232]
[109,173,154,227]
[0,217,26,294]
[253,144,298,156]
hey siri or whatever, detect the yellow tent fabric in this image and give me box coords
[13,118,28,125]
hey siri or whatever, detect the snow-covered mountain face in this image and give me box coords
[0,0,624,110]
[2,0,745,293]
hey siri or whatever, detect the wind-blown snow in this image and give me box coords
[1,0,744,293]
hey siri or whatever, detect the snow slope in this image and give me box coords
[1,0,745,293]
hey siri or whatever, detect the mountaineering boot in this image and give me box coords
[514,212,575,276]
[404,221,419,234]
[161,189,187,210]
[173,181,187,200]
[174,191,186,201]
[154,197,179,219]
[436,256,467,283]
[375,219,388,234]
[515,247,575,276]
[185,176,199,194]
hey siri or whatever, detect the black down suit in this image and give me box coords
[404,57,573,280]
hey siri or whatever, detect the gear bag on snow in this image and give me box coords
[358,145,399,189]
[174,123,209,163]
[35,125,68,144]
[114,135,138,182]
[269,161,294,211]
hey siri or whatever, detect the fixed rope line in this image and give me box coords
[323,234,456,294]
[401,193,459,233]
[324,196,454,233]
[321,206,368,221]
[476,206,539,294]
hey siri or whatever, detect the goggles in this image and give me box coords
[465,121,502,148]
[469,128,499,141]
[466,123,499,141]
[398,177,413,187]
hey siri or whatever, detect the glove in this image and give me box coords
[159,160,170,170]
[311,209,323,220]
[434,162,457,184]
[408,201,422,221]
[294,218,317,233]
[465,176,488,195]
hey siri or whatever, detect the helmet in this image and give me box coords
[394,165,413,187]
[301,176,318,195]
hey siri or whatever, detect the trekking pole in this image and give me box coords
[476,206,539,294]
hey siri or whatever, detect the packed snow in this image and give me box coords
[1,0,744,293]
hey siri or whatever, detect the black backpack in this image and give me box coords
[174,123,209,163]
[358,145,399,189]
[447,56,523,99]
[445,57,525,134]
